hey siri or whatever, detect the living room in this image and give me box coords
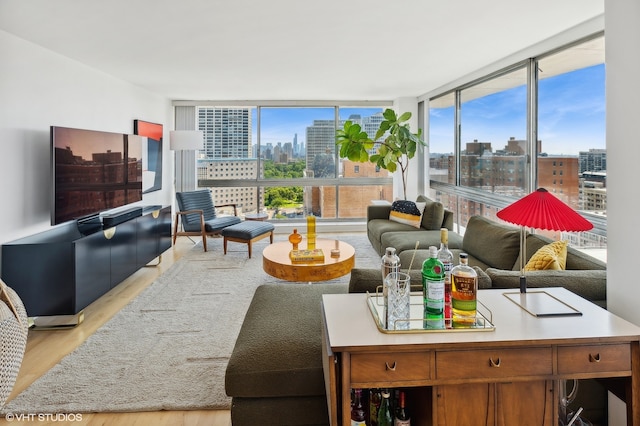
[1,1,639,425]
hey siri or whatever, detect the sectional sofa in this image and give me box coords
[368,198,606,307]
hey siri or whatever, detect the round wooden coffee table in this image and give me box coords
[262,239,355,282]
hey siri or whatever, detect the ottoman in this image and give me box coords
[221,221,275,258]
[225,283,348,426]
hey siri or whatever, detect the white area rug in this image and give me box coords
[2,233,378,414]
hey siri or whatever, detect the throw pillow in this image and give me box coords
[388,200,426,229]
[416,195,445,230]
[524,240,568,271]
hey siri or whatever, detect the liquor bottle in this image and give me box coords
[351,388,367,426]
[437,228,454,328]
[422,246,445,329]
[394,390,410,426]
[451,253,478,328]
[306,215,316,249]
[381,247,400,329]
[369,388,381,426]
[377,390,393,426]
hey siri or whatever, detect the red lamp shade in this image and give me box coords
[497,188,593,232]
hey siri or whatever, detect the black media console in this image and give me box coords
[1,206,171,327]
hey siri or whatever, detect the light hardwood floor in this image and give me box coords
[2,237,231,426]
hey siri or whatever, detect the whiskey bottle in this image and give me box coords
[394,390,410,426]
[436,228,454,328]
[451,253,478,327]
[377,390,393,426]
[422,246,445,329]
[351,388,367,426]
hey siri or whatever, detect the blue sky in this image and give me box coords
[246,64,605,156]
[252,107,384,147]
[430,64,606,156]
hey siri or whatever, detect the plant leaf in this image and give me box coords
[382,108,396,121]
[397,111,411,122]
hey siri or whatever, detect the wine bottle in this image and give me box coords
[351,388,367,426]
[451,253,478,327]
[437,228,454,328]
[377,390,393,426]
[421,246,445,329]
[369,388,381,426]
[394,390,410,426]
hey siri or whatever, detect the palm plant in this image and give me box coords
[336,108,425,200]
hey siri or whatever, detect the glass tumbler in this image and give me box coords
[385,272,411,330]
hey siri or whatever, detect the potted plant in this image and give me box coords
[336,108,425,200]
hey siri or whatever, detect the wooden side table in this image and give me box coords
[262,239,355,282]
[321,288,640,425]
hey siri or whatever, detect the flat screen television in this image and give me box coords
[51,126,143,225]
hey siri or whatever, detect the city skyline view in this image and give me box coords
[430,64,606,157]
[250,107,385,148]
[201,63,605,162]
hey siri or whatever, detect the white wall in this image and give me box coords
[393,97,420,200]
[0,30,173,244]
[605,1,640,422]
[605,0,640,324]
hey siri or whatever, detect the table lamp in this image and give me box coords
[497,188,593,316]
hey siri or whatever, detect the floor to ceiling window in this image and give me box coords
[193,103,391,221]
[428,33,606,251]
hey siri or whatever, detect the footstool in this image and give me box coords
[221,221,275,258]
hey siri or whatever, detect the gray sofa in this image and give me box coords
[368,197,606,307]
[225,271,429,426]
[396,215,607,307]
[367,195,462,256]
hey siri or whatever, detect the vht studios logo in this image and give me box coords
[5,413,83,422]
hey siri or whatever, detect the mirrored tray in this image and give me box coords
[366,288,495,334]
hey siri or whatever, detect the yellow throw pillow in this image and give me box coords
[524,240,568,271]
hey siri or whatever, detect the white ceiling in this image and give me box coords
[0,0,604,102]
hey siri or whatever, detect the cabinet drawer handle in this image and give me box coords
[589,353,601,363]
[489,357,501,367]
[385,361,397,371]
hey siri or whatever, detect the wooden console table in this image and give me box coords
[321,288,640,425]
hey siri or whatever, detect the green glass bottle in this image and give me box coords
[422,246,445,329]
[377,390,393,426]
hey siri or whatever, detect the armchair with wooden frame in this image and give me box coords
[173,190,242,252]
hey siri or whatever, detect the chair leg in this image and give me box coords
[269,231,273,244]
[248,241,252,259]
[172,217,179,245]
[202,234,208,252]
[223,237,228,255]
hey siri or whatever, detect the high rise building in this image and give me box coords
[306,120,336,174]
[579,149,606,173]
[197,158,264,214]
[197,108,252,159]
